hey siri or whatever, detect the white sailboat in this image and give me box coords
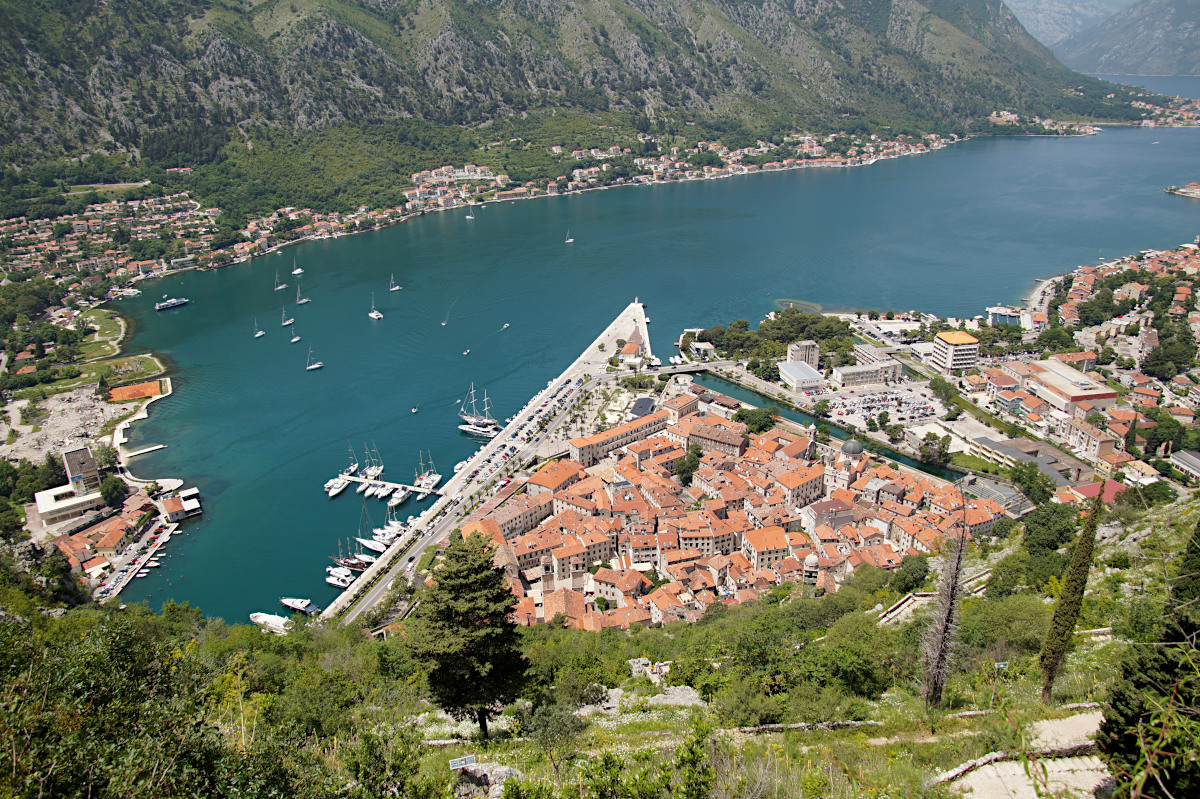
[389,274,401,292]
[281,306,294,326]
[291,257,303,276]
[305,346,323,371]
[253,318,265,338]
[274,269,287,291]
[565,230,574,244]
[465,208,475,220]
[368,292,383,320]
[290,324,301,344]
[296,283,311,305]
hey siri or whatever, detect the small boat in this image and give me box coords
[387,486,411,507]
[502,323,509,330]
[280,597,321,615]
[253,318,265,338]
[274,269,287,291]
[454,461,467,473]
[389,274,401,292]
[355,552,377,564]
[327,565,353,579]
[355,480,370,494]
[327,479,349,498]
[368,292,383,320]
[376,485,395,500]
[465,210,475,220]
[463,349,470,356]
[291,257,303,276]
[411,406,419,414]
[305,346,323,371]
[296,283,311,305]
[290,325,301,344]
[282,307,294,326]
[565,230,574,244]
[325,574,352,589]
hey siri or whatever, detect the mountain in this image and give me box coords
[0,0,1143,169]
[1055,0,1200,75]
[1002,0,1135,46]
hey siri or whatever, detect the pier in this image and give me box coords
[339,473,444,498]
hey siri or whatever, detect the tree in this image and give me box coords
[521,702,587,783]
[929,376,958,403]
[92,443,118,470]
[405,532,528,738]
[1039,494,1101,703]
[812,399,831,417]
[890,554,929,594]
[922,532,966,709]
[99,475,129,507]
[675,443,703,486]
[918,433,951,468]
[732,406,779,434]
[1011,460,1056,504]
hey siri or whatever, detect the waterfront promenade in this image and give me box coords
[326,300,651,622]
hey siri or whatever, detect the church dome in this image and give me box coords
[841,438,864,456]
[804,552,820,568]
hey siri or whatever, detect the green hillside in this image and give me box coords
[0,0,1148,171]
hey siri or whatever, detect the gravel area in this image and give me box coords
[0,387,135,463]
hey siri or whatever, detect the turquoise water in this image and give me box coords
[1094,75,1200,100]
[120,126,1200,621]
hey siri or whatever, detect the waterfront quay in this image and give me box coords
[326,300,653,622]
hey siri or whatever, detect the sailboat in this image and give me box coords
[368,292,383,320]
[389,274,401,292]
[465,208,475,220]
[414,452,442,499]
[565,230,574,244]
[305,346,323,371]
[290,324,301,344]
[291,257,303,276]
[253,318,265,339]
[281,306,294,326]
[296,283,311,305]
[274,269,287,291]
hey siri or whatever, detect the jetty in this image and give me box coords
[339,473,444,498]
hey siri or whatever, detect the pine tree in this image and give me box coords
[1039,493,1102,703]
[406,531,528,738]
[922,530,965,709]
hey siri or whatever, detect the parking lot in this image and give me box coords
[823,386,945,430]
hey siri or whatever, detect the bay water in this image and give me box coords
[119,125,1200,621]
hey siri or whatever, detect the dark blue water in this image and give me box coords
[119,125,1200,621]
[1094,75,1200,100]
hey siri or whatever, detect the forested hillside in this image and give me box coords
[0,0,1147,170]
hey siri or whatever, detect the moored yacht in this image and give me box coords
[280,597,321,615]
[250,613,291,635]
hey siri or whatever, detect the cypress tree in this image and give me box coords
[406,531,528,739]
[1039,493,1102,703]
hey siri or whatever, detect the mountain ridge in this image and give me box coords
[0,0,1146,168]
[1055,0,1200,76]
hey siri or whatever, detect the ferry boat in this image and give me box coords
[280,597,321,615]
[154,297,189,311]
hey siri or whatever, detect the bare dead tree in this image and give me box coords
[922,528,966,709]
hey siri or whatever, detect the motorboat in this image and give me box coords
[355,537,387,554]
[250,613,291,635]
[325,573,352,589]
[388,487,411,507]
[327,478,349,497]
[280,597,321,615]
